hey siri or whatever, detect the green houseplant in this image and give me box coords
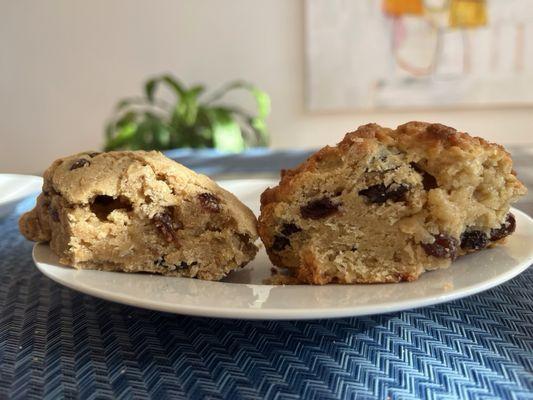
[104,74,270,152]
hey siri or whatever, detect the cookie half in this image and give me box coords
[20,151,258,280]
[258,122,527,284]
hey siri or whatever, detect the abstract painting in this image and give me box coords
[306,0,533,110]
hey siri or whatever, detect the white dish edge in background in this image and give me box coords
[32,179,533,320]
[0,174,42,219]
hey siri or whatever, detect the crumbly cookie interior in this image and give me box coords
[64,189,256,281]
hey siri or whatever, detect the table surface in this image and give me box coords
[1,147,532,400]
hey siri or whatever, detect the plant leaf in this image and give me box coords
[116,98,138,110]
[205,81,271,118]
[104,109,139,147]
[190,85,205,97]
[105,76,269,151]
[104,121,138,150]
[144,79,157,103]
[116,97,171,113]
[250,116,269,146]
[153,122,171,149]
[145,74,187,103]
[161,75,186,97]
[181,88,202,126]
[207,108,245,152]
[131,120,152,150]
[250,87,270,119]
[203,81,270,147]
[214,106,267,147]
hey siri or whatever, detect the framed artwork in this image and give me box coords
[305,0,533,111]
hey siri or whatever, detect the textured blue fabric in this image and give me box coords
[164,148,316,176]
[1,149,532,400]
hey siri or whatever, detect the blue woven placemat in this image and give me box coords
[163,148,316,179]
[1,149,532,399]
[1,205,532,399]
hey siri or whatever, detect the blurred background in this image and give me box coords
[2,0,533,174]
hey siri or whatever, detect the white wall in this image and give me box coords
[1,0,532,174]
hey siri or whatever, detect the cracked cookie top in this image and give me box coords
[261,121,525,207]
[41,150,257,237]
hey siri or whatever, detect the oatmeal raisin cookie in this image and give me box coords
[258,122,527,284]
[20,151,258,280]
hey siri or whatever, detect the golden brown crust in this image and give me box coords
[261,121,515,210]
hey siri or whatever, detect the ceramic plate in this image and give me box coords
[33,179,533,320]
[0,174,42,219]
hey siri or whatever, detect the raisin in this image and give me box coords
[421,173,438,191]
[410,163,438,190]
[422,234,458,259]
[460,230,488,250]
[490,213,516,241]
[272,235,290,251]
[359,183,409,204]
[154,258,196,269]
[359,184,387,203]
[179,261,197,269]
[50,208,59,222]
[387,184,409,202]
[281,223,301,236]
[153,210,182,242]
[300,197,339,219]
[198,193,221,213]
[70,158,90,170]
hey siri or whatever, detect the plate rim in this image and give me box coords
[33,194,533,320]
[0,173,42,204]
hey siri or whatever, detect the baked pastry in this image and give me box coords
[20,151,258,280]
[258,122,527,284]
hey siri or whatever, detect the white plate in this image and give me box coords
[0,174,42,219]
[33,179,533,320]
